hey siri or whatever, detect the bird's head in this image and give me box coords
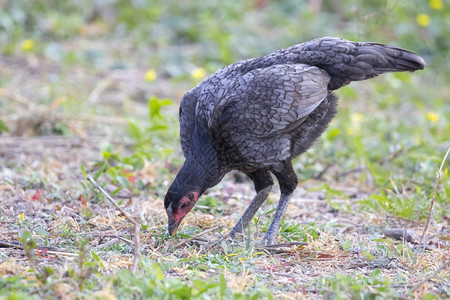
[164,189,199,236]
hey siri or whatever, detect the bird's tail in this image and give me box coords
[285,37,426,90]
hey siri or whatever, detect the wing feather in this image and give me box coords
[209,64,330,165]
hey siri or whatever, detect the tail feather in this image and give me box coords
[364,44,427,73]
[284,37,426,90]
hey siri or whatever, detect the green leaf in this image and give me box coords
[127,119,142,140]
[110,187,123,196]
[152,263,164,280]
[219,273,227,297]
[0,119,9,133]
[91,250,101,262]
[341,240,352,251]
[80,163,87,178]
[148,96,173,118]
[94,163,107,180]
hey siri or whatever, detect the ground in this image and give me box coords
[0,1,449,299]
[1,50,448,299]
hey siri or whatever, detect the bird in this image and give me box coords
[164,36,426,245]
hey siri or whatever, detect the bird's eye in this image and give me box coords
[188,192,195,201]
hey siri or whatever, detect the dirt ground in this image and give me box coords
[0,51,448,299]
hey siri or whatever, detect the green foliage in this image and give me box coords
[1,1,448,299]
[277,220,321,242]
[1,0,449,73]
[112,258,272,299]
[316,270,400,299]
[0,119,9,133]
[99,96,177,188]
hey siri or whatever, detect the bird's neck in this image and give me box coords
[175,120,224,195]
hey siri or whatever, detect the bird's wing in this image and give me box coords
[209,64,330,164]
[179,90,198,158]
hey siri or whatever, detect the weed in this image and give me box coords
[1,0,448,298]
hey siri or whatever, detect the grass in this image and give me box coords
[1,0,449,299]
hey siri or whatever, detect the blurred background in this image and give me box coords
[1,0,448,122]
[0,2,449,298]
[0,0,448,217]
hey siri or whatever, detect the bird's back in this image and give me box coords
[179,37,426,164]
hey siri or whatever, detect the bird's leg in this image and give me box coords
[262,193,293,245]
[263,161,298,246]
[229,186,272,238]
[229,170,273,238]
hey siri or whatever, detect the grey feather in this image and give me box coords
[168,37,425,245]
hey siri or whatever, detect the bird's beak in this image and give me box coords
[168,221,180,236]
[166,203,180,236]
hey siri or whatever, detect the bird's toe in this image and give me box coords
[261,234,276,246]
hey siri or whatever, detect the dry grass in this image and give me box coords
[0,136,447,298]
[1,41,448,299]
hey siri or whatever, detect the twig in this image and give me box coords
[420,146,450,244]
[0,87,33,108]
[204,233,231,252]
[336,166,366,178]
[87,176,136,225]
[46,251,79,257]
[0,241,23,249]
[313,163,333,180]
[259,270,298,279]
[411,259,449,291]
[0,241,77,257]
[117,236,134,245]
[86,175,141,273]
[175,226,221,248]
[384,228,420,244]
[86,79,112,104]
[379,146,408,165]
[258,241,307,249]
[95,238,120,249]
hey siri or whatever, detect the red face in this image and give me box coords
[167,191,198,236]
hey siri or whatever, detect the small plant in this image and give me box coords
[0,119,9,133]
[20,231,54,285]
[113,258,272,299]
[315,270,402,299]
[97,96,177,188]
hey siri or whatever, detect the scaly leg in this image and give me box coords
[229,186,272,237]
[262,193,293,245]
[229,170,273,238]
[263,160,298,245]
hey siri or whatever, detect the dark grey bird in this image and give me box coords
[164,37,426,245]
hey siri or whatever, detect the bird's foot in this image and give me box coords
[261,233,276,246]
[228,219,246,240]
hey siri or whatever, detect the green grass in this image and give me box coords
[0,0,449,299]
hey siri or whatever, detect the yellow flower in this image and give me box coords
[351,113,364,124]
[426,112,439,122]
[19,213,25,221]
[417,14,431,27]
[21,39,35,51]
[346,127,355,136]
[191,68,206,80]
[429,0,443,10]
[144,69,157,82]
